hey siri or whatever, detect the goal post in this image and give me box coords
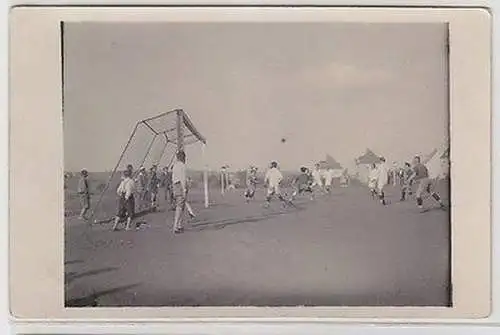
[88,108,209,224]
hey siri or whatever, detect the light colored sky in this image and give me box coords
[63,22,449,172]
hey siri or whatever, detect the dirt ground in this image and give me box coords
[65,181,451,307]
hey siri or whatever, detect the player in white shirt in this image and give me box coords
[112,169,136,231]
[324,168,334,193]
[264,161,294,208]
[368,163,379,199]
[376,157,389,205]
[171,150,188,234]
[310,163,324,199]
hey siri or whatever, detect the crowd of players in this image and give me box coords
[244,155,446,212]
[71,151,446,234]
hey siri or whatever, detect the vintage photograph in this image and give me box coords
[63,21,452,308]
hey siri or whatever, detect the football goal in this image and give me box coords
[89,109,208,224]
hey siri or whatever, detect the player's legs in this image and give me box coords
[377,182,387,205]
[150,190,158,210]
[124,195,135,230]
[400,183,408,201]
[79,194,90,220]
[265,186,274,202]
[426,179,445,207]
[186,201,196,218]
[113,196,126,231]
[415,179,427,208]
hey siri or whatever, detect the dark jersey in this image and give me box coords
[413,163,429,180]
[149,172,160,192]
[295,173,310,186]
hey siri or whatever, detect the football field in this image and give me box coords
[65,182,451,307]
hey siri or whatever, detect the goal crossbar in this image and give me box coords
[88,108,209,224]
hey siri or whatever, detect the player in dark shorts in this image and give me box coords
[148,165,160,211]
[290,167,313,200]
[244,166,258,203]
[160,166,175,210]
[400,162,414,201]
[409,156,445,210]
[135,166,149,211]
[112,169,136,231]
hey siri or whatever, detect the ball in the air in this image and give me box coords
[281,138,287,143]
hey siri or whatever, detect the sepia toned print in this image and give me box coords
[63,22,451,307]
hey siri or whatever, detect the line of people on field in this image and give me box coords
[368,155,445,210]
[243,161,348,208]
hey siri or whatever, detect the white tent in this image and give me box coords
[424,142,450,180]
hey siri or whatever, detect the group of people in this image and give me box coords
[368,155,446,210]
[112,154,197,233]
[243,161,348,208]
[75,151,196,234]
[74,152,447,235]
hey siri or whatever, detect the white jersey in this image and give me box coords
[376,163,389,187]
[265,167,283,187]
[324,169,334,186]
[311,169,323,186]
[368,167,378,188]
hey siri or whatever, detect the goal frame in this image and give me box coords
[89,108,209,223]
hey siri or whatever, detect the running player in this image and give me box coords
[311,163,324,198]
[399,162,414,201]
[244,166,258,203]
[324,168,334,193]
[290,166,313,200]
[264,161,294,208]
[409,155,445,210]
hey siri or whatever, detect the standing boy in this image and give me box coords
[172,150,188,234]
[161,166,175,210]
[112,169,136,231]
[135,166,149,211]
[77,169,91,220]
[148,165,160,211]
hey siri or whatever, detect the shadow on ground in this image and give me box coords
[65,283,141,307]
[65,267,120,285]
[188,205,306,232]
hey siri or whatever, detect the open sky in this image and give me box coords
[63,22,449,172]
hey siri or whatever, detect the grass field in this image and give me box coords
[65,179,451,307]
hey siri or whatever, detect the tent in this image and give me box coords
[317,154,344,180]
[355,149,381,184]
[421,143,449,180]
[355,149,381,165]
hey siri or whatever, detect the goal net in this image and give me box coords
[89,109,208,224]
